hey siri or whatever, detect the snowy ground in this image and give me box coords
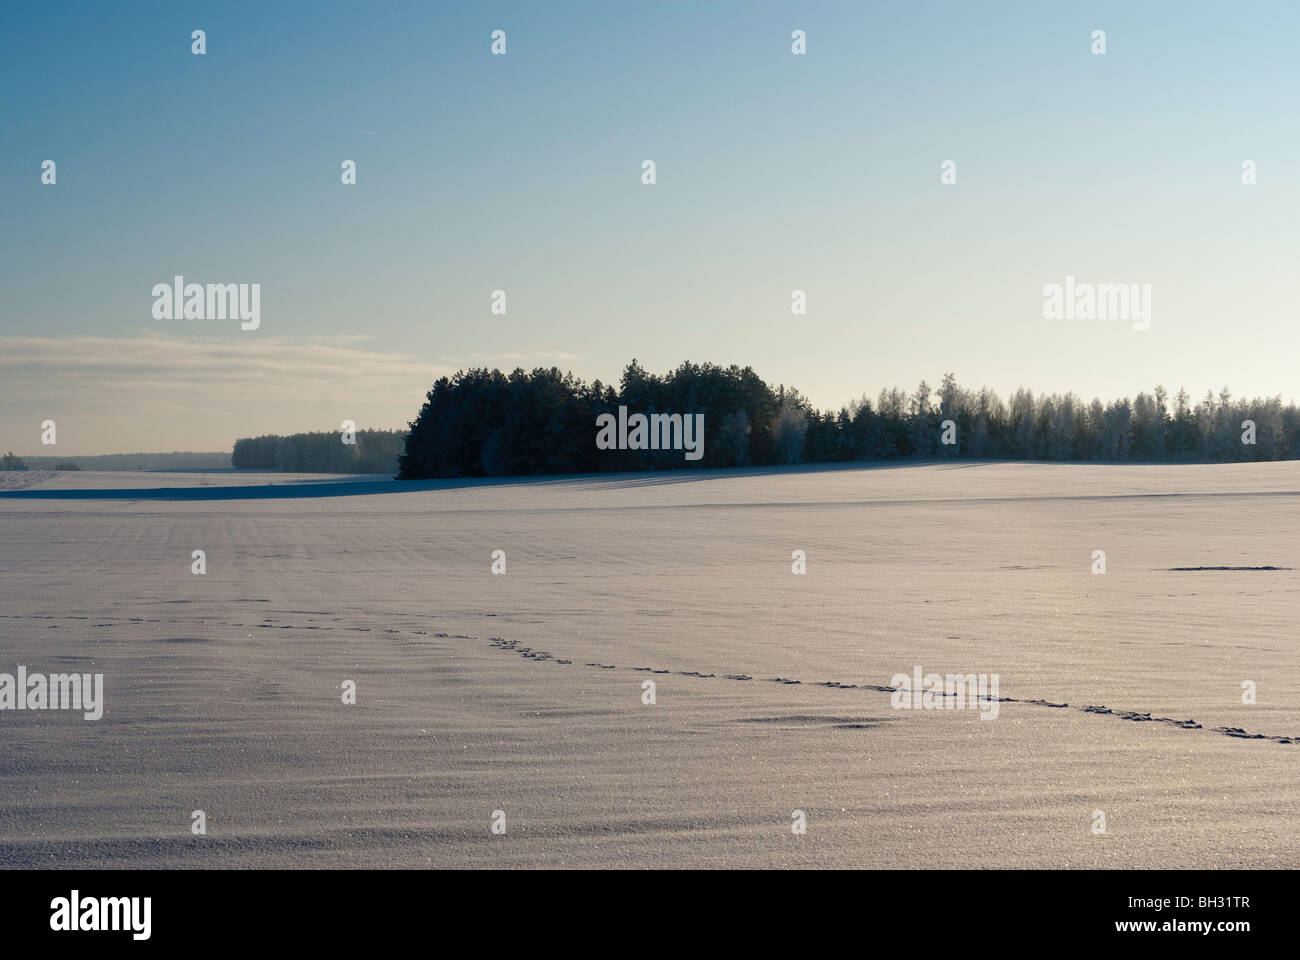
[1,461,1296,868]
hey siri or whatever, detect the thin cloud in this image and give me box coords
[0,335,599,455]
[0,333,451,455]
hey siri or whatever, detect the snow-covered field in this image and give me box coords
[1,462,1296,868]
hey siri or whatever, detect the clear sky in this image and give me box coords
[3,1,1297,454]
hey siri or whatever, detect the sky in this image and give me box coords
[2,1,1298,454]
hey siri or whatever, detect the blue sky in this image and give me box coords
[3,1,1298,453]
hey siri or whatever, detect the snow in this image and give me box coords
[1,461,1296,867]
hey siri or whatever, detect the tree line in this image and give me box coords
[233,430,406,473]
[396,362,1300,479]
[1,454,82,471]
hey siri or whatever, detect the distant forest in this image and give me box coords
[15,452,231,471]
[397,361,1300,480]
[233,430,405,473]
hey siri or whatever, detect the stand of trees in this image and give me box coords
[397,363,1300,479]
[232,430,406,473]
